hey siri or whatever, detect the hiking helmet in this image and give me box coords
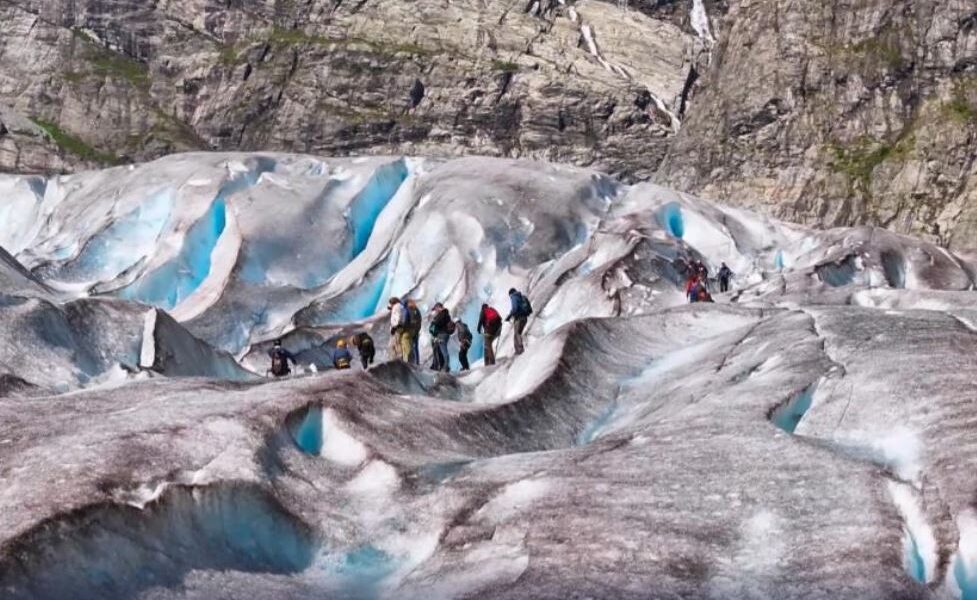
[508,288,517,295]
[274,339,282,346]
[337,339,347,348]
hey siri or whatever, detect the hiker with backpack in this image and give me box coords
[685,274,700,303]
[477,303,503,366]
[718,262,734,293]
[333,339,353,370]
[506,288,533,355]
[695,279,714,303]
[268,339,297,377]
[348,332,375,369]
[455,318,473,371]
[406,299,423,365]
[429,303,454,372]
[387,296,411,362]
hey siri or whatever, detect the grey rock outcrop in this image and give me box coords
[657,0,977,251]
[0,0,710,180]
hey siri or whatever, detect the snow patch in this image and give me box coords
[477,479,550,524]
[322,408,368,466]
[139,308,157,369]
[346,460,400,496]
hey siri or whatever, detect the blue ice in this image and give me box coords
[771,386,814,433]
[121,200,226,309]
[53,190,173,284]
[658,202,685,239]
[291,405,323,455]
[325,264,390,324]
[957,555,977,600]
[335,545,397,598]
[577,402,618,445]
[816,256,857,287]
[774,250,785,271]
[348,159,409,258]
[905,529,927,583]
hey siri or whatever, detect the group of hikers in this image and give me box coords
[268,288,534,377]
[684,259,734,303]
[269,257,737,377]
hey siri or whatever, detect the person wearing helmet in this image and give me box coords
[348,332,376,369]
[268,339,297,377]
[333,338,353,370]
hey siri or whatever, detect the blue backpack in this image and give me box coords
[514,292,533,317]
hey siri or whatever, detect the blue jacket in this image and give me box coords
[507,291,530,320]
[333,347,352,368]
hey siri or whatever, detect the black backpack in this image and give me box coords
[408,306,422,333]
[271,349,289,376]
[515,292,533,317]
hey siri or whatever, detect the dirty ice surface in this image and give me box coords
[1,153,976,599]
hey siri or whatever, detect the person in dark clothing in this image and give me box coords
[333,339,353,369]
[429,303,453,372]
[348,332,376,369]
[506,288,532,355]
[406,299,422,365]
[718,262,734,293]
[268,339,297,377]
[694,259,709,281]
[477,303,503,366]
[455,319,473,371]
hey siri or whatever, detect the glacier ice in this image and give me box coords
[1,153,977,599]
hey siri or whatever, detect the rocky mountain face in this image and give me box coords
[657,0,977,251]
[0,0,712,180]
[1,0,975,249]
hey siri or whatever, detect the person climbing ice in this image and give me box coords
[332,339,352,370]
[348,332,375,369]
[455,318,473,371]
[429,303,453,372]
[718,262,734,293]
[387,297,411,362]
[506,288,532,355]
[268,339,297,377]
[477,303,503,366]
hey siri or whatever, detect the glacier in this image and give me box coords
[1,153,977,599]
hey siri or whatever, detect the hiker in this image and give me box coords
[268,339,297,377]
[477,303,503,366]
[333,339,352,370]
[387,296,411,361]
[506,288,532,355]
[718,262,734,293]
[429,303,453,372]
[695,279,714,303]
[686,274,700,303]
[406,299,422,365]
[455,318,473,371]
[348,332,375,369]
[694,259,709,281]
